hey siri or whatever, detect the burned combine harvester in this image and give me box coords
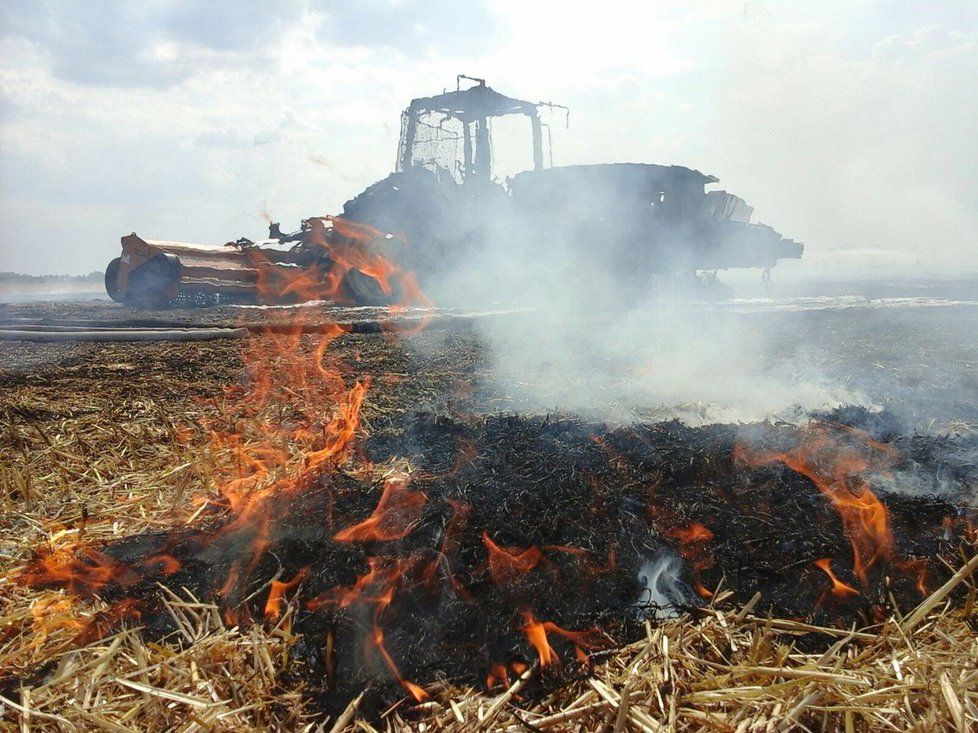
[105,78,802,307]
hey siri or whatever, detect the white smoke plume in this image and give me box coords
[416,205,871,425]
[635,549,694,620]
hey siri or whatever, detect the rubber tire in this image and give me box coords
[124,254,180,309]
[340,268,401,307]
[104,257,124,303]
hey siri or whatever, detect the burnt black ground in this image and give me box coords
[16,408,974,716]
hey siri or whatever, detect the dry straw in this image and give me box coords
[1,575,976,731]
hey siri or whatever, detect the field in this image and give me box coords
[1,298,976,731]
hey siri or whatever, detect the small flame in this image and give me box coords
[324,556,412,609]
[20,545,180,597]
[264,567,310,620]
[895,558,929,596]
[520,608,604,669]
[813,558,859,599]
[486,662,509,690]
[75,598,143,646]
[665,522,715,597]
[510,661,528,675]
[334,476,427,543]
[311,555,429,700]
[670,523,714,544]
[482,533,543,585]
[371,627,429,702]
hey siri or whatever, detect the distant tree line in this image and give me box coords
[0,270,105,285]
[0,271,103,284]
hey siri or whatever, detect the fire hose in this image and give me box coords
[0,326,248,342]
[0,309,523,342]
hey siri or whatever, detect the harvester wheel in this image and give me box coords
[124,254,180,309]
[340,268,401,307]
[104,257,124,303]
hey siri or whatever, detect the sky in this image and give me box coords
[0,0,975,277]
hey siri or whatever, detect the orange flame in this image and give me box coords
[735,423,895,585]
[20,214,430,625]
[522,610,559,668]
[17,212,440,705]
[486,661,531,690]
[483,533,543,585]
[325,556,412,609]
[371,626,429,702]
[264,567,310,620]
[334,477,427,543]
[74,599,143,646]
[520,608,605,669]
[813,558,859,599]
[244,216,432,310]
[20,545,180,597]
[664,522,715,598]
[313,555,428,701]
[20,547,138,595]
[669,523,714,544]
[486,662,510,690]
[481,534,608,588]
[896,558,929,596]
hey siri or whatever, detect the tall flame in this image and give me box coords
[17,216,433,699]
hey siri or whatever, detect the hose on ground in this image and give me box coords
[0,327,249,342]
[0,310,510,342]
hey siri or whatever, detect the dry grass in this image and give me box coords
[1,339,976,732]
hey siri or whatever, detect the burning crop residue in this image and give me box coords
[8,225,978,718]
[735,423,898,587]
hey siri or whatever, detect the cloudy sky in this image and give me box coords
[1,0,975,276]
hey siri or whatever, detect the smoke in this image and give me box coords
[634,549,694,620]
[412,187,870,426]
[470,302,868,425]
[881,440,978,505]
